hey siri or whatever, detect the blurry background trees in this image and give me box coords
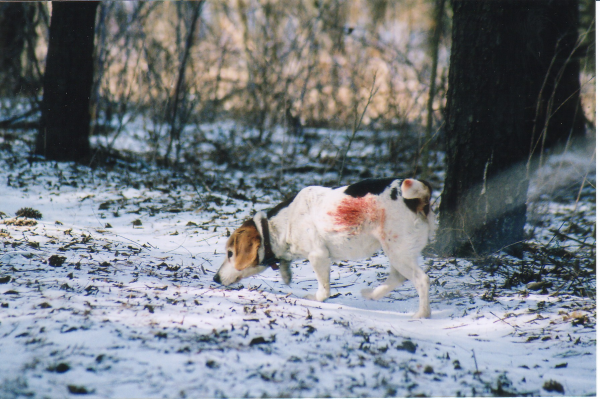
[0,1,595,256]
[1,1,594,164]
[0,3,43,98]
[0,3,45,129]
[1,1,458,168]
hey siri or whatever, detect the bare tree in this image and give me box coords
[35,2,99,162]
[165,1,204,163]
[436,0,588,257]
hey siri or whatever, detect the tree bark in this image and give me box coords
[36,2,99,162]
[0,3,37,96]
[436,0,584,257]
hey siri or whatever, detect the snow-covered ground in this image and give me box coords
[0,130,595,398]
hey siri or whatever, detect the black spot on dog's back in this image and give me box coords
[344,178,398,198]
[390,187,399,200]
[266,193,298,218]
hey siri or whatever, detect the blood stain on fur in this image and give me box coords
[328,195,382,231]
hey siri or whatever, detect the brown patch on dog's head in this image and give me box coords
[227,219,261,271]
[401,179,433,216]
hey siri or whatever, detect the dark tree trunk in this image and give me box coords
[0,3,37,96]
[36,2,99,162]
[436,0,584,257]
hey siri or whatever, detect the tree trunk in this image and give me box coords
[36,2,99,162]
[0,3,36,96]
[436,0,583,257]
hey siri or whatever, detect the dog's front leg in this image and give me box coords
[306,250,331,302]
[279,260,292,285]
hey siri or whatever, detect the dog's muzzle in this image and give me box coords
[213,273,222,284]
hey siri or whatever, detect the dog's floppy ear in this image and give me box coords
[232,220,261,271]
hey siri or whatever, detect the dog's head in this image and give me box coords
[401,178,436,240]
[400,178,432,216]
[213,219,269,286]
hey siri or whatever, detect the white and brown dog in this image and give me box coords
[213,178,435,318]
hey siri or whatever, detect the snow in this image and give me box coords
[0,132,596,398]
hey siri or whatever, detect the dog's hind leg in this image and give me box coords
[361,267,406,300]
[381,242,431,318]
[391,256,430,318]
[305,249,331,302]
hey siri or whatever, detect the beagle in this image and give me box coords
[213,178,435,318]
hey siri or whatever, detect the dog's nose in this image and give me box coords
[213,273,221,284]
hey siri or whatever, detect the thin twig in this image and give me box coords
[471,349,481,376]
[0,108,38,127]
[422,0,446,178]
[165,1,204,162]
[549,230,595,248]
[573,147,596,212]
[337,73,378,186]
[490,311,519,331]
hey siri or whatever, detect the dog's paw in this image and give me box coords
[361,288,375,300]
[305,291,328,302]
[279,263,292,286]
[361,288,386,300]
[412,308,431,319]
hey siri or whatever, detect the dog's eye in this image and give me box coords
[227,250,233,259]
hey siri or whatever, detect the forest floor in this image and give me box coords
[0,125,596,398]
